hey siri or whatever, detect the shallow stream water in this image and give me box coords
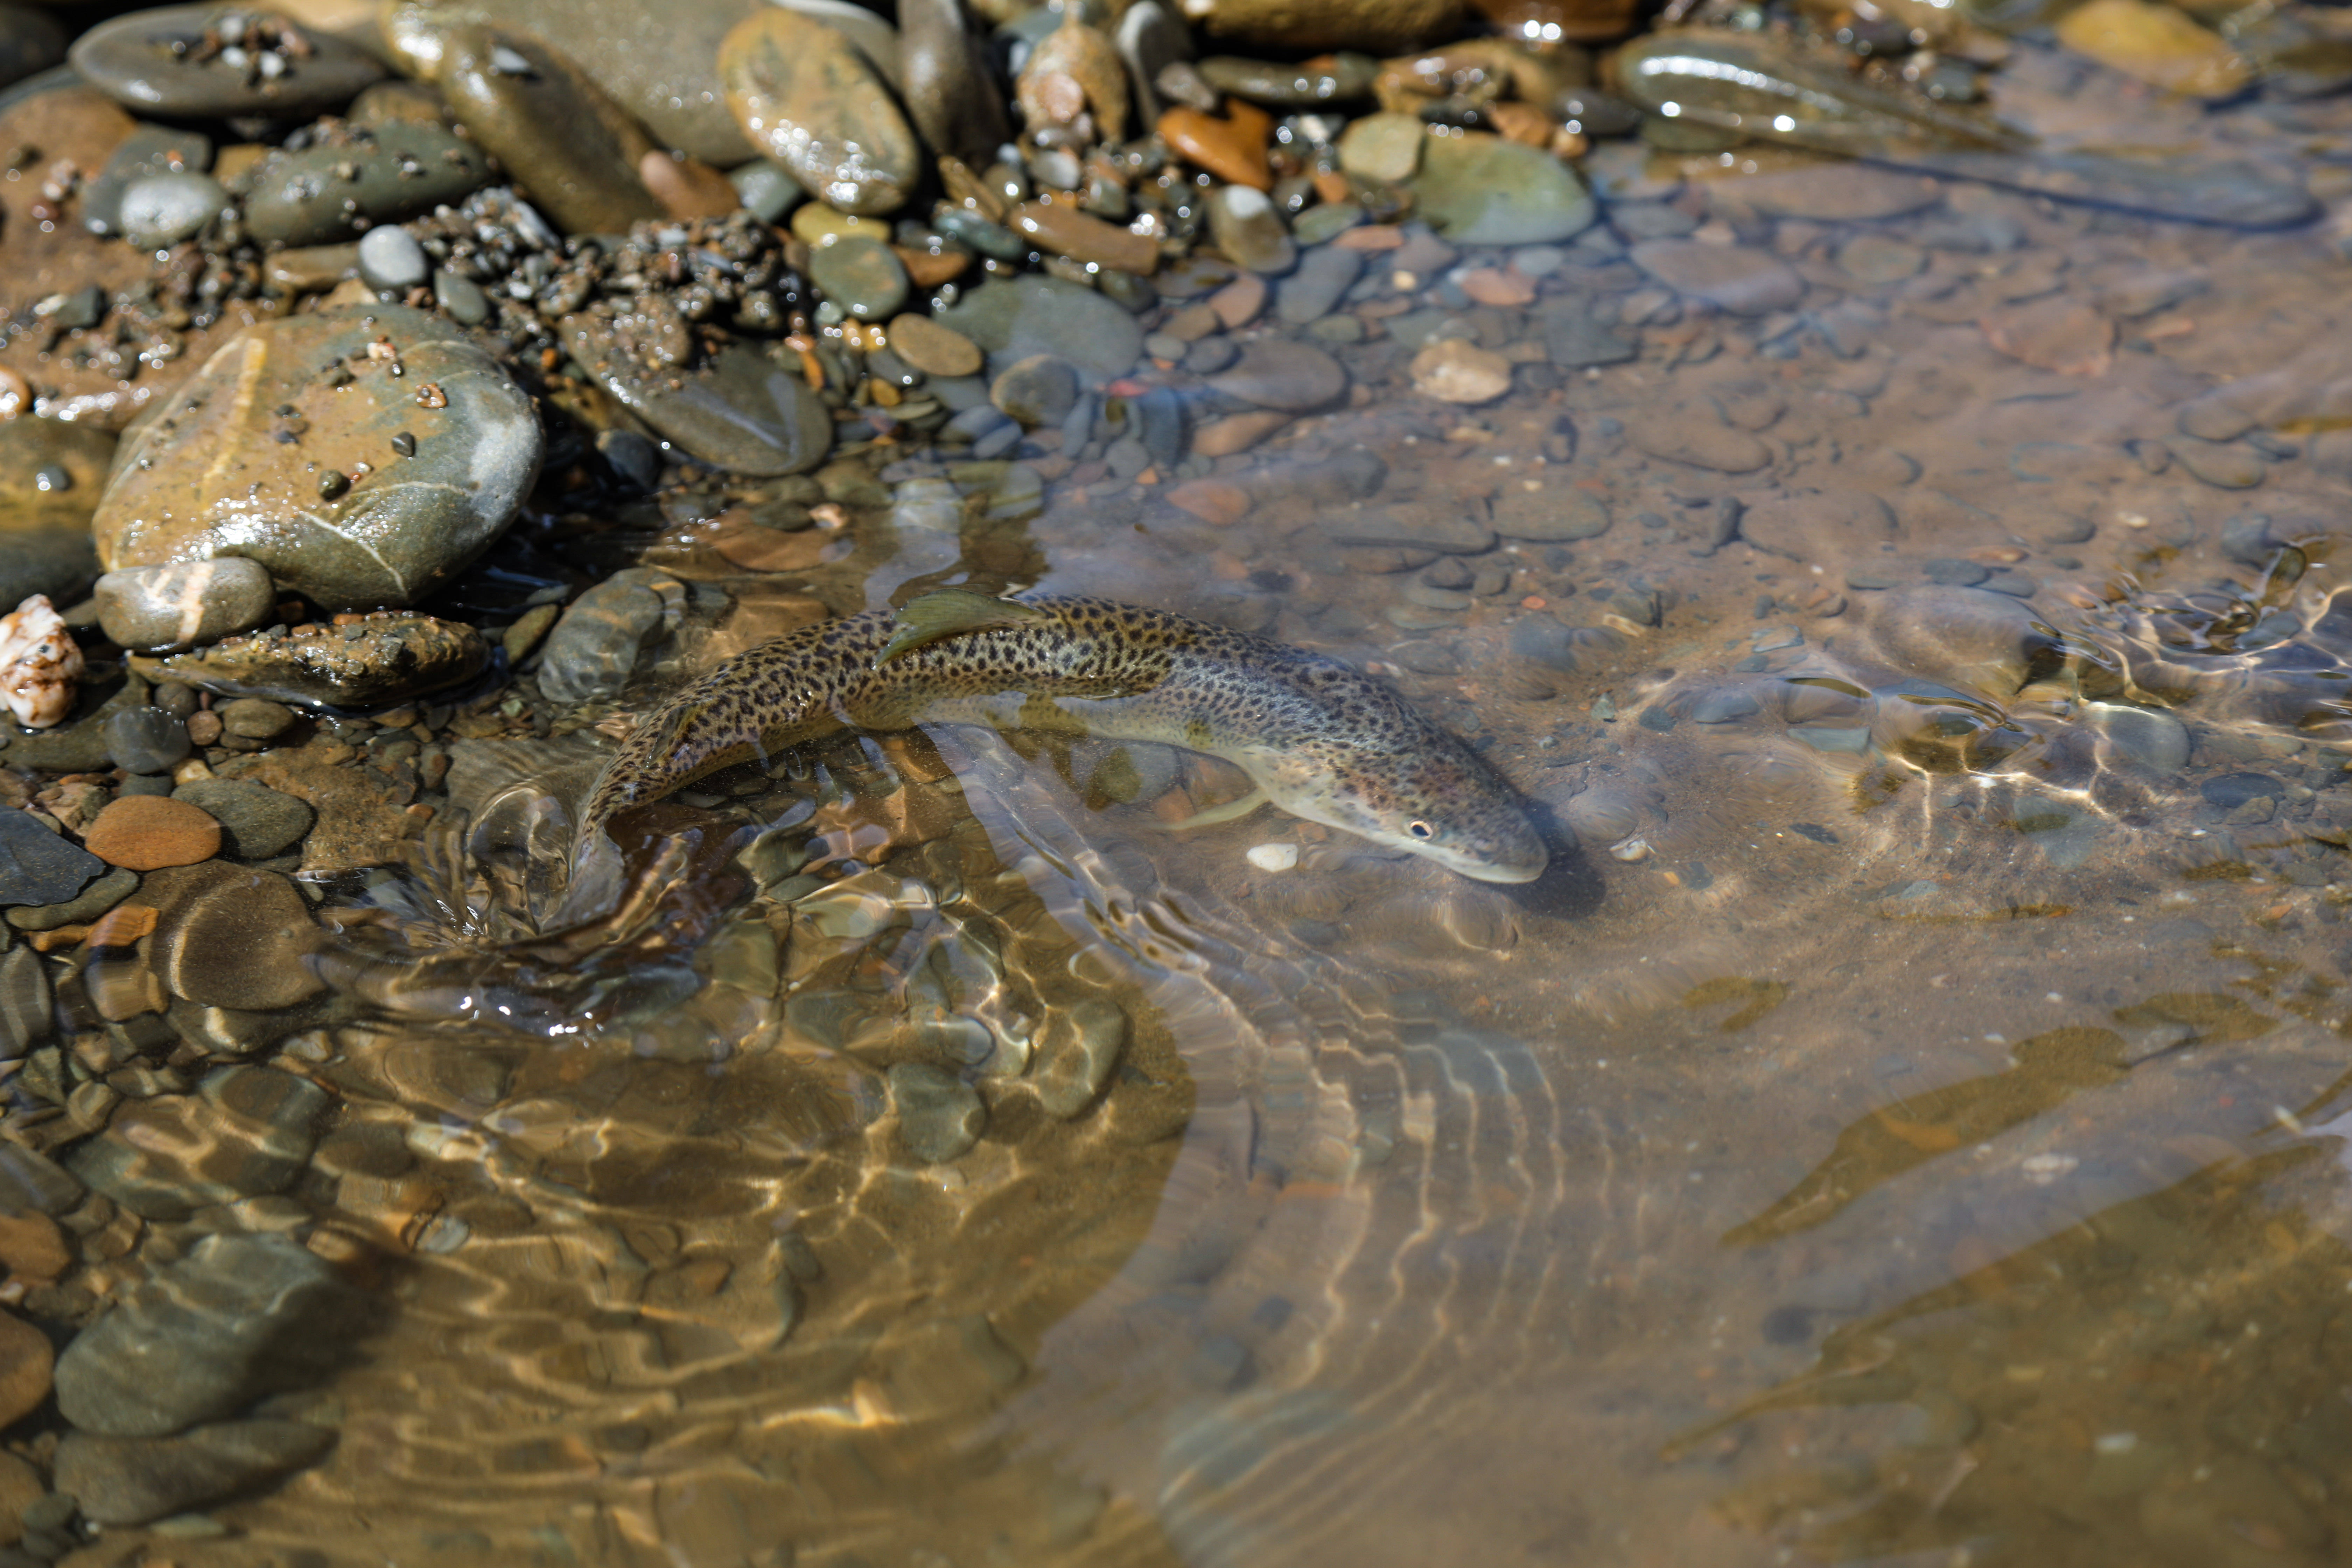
[129,46,2352,1568]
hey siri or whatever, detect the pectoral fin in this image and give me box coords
[876,590,1050,666]
[1152,786,1271,831]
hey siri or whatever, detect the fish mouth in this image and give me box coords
[1456,856,1547,885]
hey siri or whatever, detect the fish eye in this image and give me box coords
[1408,820,1434,839]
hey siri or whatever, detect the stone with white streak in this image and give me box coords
[91,306,542,611]
[0,595,83,729]
[94,560,276,653]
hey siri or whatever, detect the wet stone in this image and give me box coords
[1740,487,1896,558]
[411,22,664,237]
[1412,337,1512,405]
[0,812,102,909]
[565,331,834,477]
[1337,111,1424,183]
[1541,301,1639,368]
[241,122,493,247]
[81,122,212,238]
[889,1063,985,1163]
[94,560,275,654]
[729,158,805,223]
[901,0,1009,166]
[990,355,1081,427]
[6,866,136,933]
[720,7,920,216]
[100,708,191,777]
[65,1064,327,1223]
[1628,408,1773,472]
[937,273,1144,380]
[96,306,540,611]
[82,794,217,871]
[170,779,312,861]
[133,615,490,708]
[71,6,386,119]
[56,1419,336,1529]
[217,697,293,741]
[1412,131,1597,246]
[132,861,321,1011]
[1921,558,1990,587]
[0,946,51,1060]
[52,1231,359,1438]
[0,419,115,610]
[538,567,685,706]
[1494,487,1610,542]
[355,225,428,292]
[1275,244,1363,324]
[1208,184,1296,274]
[116,172,226,251]
[806,235,910,321]
[1206,338,1346,411]
[888,314,981,378]
[1326,499,1495,554]
[1032,996,1127,1118]
[1630,239,1805,316]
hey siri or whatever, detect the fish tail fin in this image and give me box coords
[875,588,1050,665]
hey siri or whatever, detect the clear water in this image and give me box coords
[186,57,2352,1568]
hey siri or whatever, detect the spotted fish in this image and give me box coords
[580,590,1548,883]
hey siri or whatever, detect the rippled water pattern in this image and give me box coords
[142,77,2352,1568]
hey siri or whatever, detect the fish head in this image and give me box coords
[1255,743,1549,884]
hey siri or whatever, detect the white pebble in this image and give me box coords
[1246,842,1298,871]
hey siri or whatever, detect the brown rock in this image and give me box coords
[887,314,983,378]
[81,795,220,871]
[1334,224,1407,252]
[720,8,920,215]
[1629,238,1804,316]
[1010,198,1160,274]
[640,150,743,220]
[0,1449,39,1545]
[1209,274,1267,328]
[1411,337,1513,404]
[0,1212,67,1286]
[1016,12,1129,142]
[1980,298,2114,377]
[0,1311,51,1430]
[1457,266,1535,306]
[1626,407,1773,472]
[713,524,845,573]
[2055,0,2249,98]
[1157,103,1275,190]
[1167,479,1250,525]
[1181,0,1466,53]
[894,244,971,288]
[1193,411,1291,456]
[127,860,322,1009]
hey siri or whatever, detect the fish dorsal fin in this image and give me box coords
[876,590,1049,666]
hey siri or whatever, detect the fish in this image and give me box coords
[579,589,1548,884]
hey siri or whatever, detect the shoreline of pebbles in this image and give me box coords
[0,0,2339,1552]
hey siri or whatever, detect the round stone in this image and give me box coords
[94,558,277,654]
[990,355,1081,426]
[729,158,805,222]
[356,225,429,292]
[562,331,834,477]
[115,172,226,251]
[71,6,386,118]
[172,779,315,860]
[1207,184,1296,274]
[1411,130,1597,246]
[719,7,920,215]
[100,706,192,777]
[1205,337,1347,411]
[806,234,909,321]
[93,306,542,610]
[1629,238,1805,317]
[82,795,220,871]
[242,122,492,247]
[1411,337,1512,405]
[934,273,1144,380]
[137,862,322,1011]
[887,313,982,378]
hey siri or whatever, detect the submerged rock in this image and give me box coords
[1411,131,1597,245]
[57,1419,336,1528]
[0,419,114,612]
[130,613,490,709]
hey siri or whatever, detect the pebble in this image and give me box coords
[411,22,665,235]
[1337,110,1425,182]
[217,697,295,741]
[990,355,1081,426]
[1629,238,1805,316]
[53,1231,357,1438]
[1413,131,1597,245]
[1737,487,1896,557]
[81,794,217,870]
[0,1310,44,1438]
[2084,701,2191,772]
[1245,841,1299,870]
[242,122,493,246]
[95,306,540,610]
[899,0,1009,164]
[6,864,135,934]
[356,225,429,293]
[639,149,741,219]
[1293,201,1364,246]
[1275,244,1363,323]
[565,332,835,476]
[1628,409,1774,472]
[131,862,323,1011]
[93,560,275,654]
[0,810,102,909]
[537,567,686,705]
[729,157,805,222]
[0,420,112,611]
[132,614,490,709]
[889,1062,985,1162]
[71,6,386,118]
[100,706,192,777]
[2171,438,2265,489]
[1032,996,1127,1118]
[67,1064,327,1221]
[0,946,51,1059]
[1018,12,1130,143]
[1157,103,1275,190]
[115,172,226,251]
[936,273,1144,380]
[56,1419,337,1529]
[1207,184,1296,274]
[171,779,314,860]
[720,8,920,216]
[1192,410,1291,456]
[1198,52,1378,106]
[1117,0,1189,123]
[1206,337,1347,411]
[1979,298,2115,377]
[888,313,983,378]
[432,267,490,325]
[1493,487,1611,541]
[806,234,910,320]
[82,122,211,238]
[1411,337,1513,404]
[1326,499,1496,554]
[2055,0,2251,98]
[0,594,81,729]
[1743,165,1943,221]
[1011,198,1160,275]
